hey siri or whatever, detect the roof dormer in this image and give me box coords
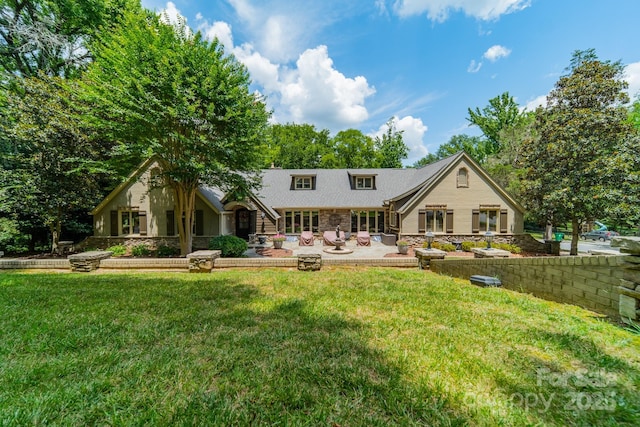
[290,174,316,190]
[349,173,377,190]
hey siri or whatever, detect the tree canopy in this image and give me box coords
[413,134,487,168]
[0,0,134,80]
[265,120,407,169]
[467,92,527,155]
[81,8,270,255]
[519,49,638,254]
[374,118,408,168]
[0,75,109,252]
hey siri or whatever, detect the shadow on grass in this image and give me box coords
[168,298,469,425]
[493,328,640,427]
[1,273,468,426]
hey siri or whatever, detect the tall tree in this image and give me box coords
[374,117,408,168]
[0,0,133,79]
[467,92,525,154]
[330,129,376,168]
[519,49,637,254]
[0,75,108,252]
[81,9,270,255]
[413,134,487,167]
[265,123,331,169]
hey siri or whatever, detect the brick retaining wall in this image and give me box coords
[431,255,625,319]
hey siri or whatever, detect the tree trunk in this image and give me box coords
[570,218,580,256]
[49,207,62,255]
[544,221,553,241]
[174,184,197,257]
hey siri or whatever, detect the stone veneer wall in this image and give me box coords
[80,236,213,251]
[431,255,625,320]
[318,210,351,234]
[400,233,552,253]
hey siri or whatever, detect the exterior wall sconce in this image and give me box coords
[425,231,434,250]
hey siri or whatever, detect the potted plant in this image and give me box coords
[272,234,286,249]
[396,240,409,255]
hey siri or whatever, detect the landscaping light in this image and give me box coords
[425,231,434,250]
[485,231,494,249]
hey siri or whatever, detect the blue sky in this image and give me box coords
[141,0,640,165]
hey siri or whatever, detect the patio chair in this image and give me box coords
[299,230,315,246]
[356,231,371,246]
[323,230,346,245]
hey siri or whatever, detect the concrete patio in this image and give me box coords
[245,238,407,259]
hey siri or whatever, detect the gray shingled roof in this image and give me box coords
[199,153,461,212]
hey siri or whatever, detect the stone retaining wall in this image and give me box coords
[0,259,70,269]
[399,233,552,254]
[431,255,624,319]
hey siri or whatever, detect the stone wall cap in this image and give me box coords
[414,248,446,256]
[186,250,221,258]
[68,251,112,261]
[298,253,322,258]
[611,236,640,254]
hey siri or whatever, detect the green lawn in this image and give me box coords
[1,269,638,426]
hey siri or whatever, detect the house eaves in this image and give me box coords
[90,156,160,215]
[388,153,463,213]
[397,151,525,215]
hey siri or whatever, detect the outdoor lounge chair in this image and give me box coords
[356,231,371,246]
[322,230,346,245]
[299,230,314,246]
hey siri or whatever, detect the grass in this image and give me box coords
[1,268,638,426]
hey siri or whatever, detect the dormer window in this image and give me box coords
[355,176,373,189]
[291,175,316,190]
[349,173,376,190]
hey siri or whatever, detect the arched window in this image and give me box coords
[457,168,468,188]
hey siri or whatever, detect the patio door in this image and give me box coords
[235,209,255,240]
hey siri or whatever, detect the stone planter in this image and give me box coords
[258,236,267,245]
[397,245,409,255]
[273,240,284,249]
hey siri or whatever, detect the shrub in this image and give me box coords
[209,235,248,258]
[430,242,456,252]
[106,244,127,257]
[272,234,287,242]
[131,244,151,257]
[494,242,522,254]
[461,241,479,252]
[396,240,409,246]
[156,245,180,257]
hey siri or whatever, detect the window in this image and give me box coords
[420,207,454,233]
[284,211,318,233]
[457,168,468,188]
[426,209,445,232]
[121,210,139,234]
[293,176,315,190]
[355,176,374,189]
[117,210,147,235]
[351,210,384,232]
[389,204,396,227]
[478,209,498,232]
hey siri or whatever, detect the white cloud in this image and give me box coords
[159,1,183,27]
[233,43,281,93]
[279,46,376,129]
[625,61,640,100]
[226,0,348,63]
[371,115,429,164]
[483,44,511,62]
[394,0,531,21]
[204,21,235,52]
[523,94,547,112]
[467,59,482,73]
